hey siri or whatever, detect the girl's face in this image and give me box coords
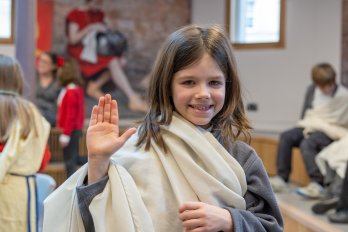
[171,53,226,129]
[37,53,55,75]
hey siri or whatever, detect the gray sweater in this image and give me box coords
[76,140,283,232]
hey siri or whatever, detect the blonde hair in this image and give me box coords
[0,55,38,143]
[311,63,336,87]
[137,24,251,151]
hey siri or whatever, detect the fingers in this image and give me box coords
[110,99,118,125]
[179,202,201,213]
[179,209,202,222]
[103,94,112,123]
[96,94,114,123]
[89,106,99,127]
[181,218,203,231]
[97,96,105,123]
[119,128,137,143]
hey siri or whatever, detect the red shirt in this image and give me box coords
[0,144,51,172]
[66,8,114,77]
[57,86,85,136]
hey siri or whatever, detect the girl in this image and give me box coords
[57,58,85,177]
[44,25,283,231]
[66,0,147,112]
[36,52,62,126]
[0,55,51,231]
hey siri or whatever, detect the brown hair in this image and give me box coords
[58,57,83,87]
[137,24,252,151]
[311,63,336,87]
[0,55,38,143]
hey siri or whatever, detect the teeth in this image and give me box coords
[193,105,210,110]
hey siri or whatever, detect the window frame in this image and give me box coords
[0,0,15,44]
[225,0,286,49]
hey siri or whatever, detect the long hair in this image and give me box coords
[42,52,59,77]
[136,25,252,151]
[0,55,38,143]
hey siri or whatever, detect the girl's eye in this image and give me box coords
[182,80,195,85]
[209,80,224,87]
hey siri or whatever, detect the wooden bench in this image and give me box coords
[42,128,88,186]
[250,136,310,186]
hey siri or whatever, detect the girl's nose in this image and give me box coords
[195,84,210,99]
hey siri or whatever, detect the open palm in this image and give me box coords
[87,94,136,159]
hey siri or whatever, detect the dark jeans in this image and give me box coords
[277,127,333,184]
[63,129,82,177]
[337,161,348,210]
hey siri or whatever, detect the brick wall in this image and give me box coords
[52,0,191,89]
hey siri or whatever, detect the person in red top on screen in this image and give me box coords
[57,58,85,177]
[66,0,146,113]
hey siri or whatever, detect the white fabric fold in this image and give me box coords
[316,134,348,179]
[80,31,97,64]
[44,113,247,232]
[297,86,348,140]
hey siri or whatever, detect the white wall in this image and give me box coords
[191,0,341,134]
[0,44,15,57]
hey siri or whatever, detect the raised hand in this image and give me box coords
[179,202,233,232]
[87,94,136,184]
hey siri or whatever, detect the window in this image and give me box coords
[225,0,286,49]
[0,0,15,43]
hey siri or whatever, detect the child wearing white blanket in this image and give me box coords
[44,24,283,232]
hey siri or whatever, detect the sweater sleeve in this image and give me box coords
[38,144,51,172]
[226,148,283,232]
[62,90,79,136]
[76,175,109,232]
[301,84,315,119]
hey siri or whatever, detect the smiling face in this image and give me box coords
[171,53,226,128]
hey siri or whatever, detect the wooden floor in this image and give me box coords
[277,185,348,232]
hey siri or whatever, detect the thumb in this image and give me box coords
[119,127,137,144]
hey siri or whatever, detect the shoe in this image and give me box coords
[296,182,324,199]
[269,176,288,193]
[328,209,348,223]
[311,197,339,214]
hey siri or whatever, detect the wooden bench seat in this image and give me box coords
[250,136,310,186]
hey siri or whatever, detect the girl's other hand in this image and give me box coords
[179,202,233,232]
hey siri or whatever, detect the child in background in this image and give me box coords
[270,63,348,199]
[0,54,51,231]
[36,52,62,126]
[44,25,283,232]
[57,58,85,177]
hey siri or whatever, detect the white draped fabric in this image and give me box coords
[44,114,247,232]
